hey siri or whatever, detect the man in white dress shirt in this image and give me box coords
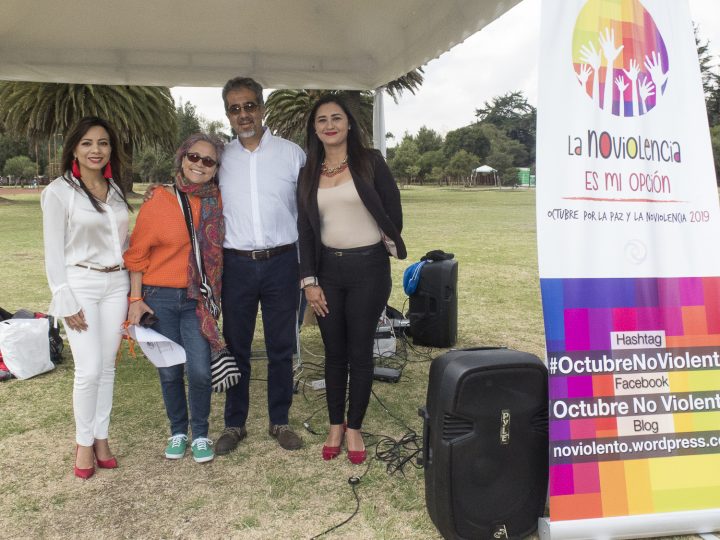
[215,77,306,454]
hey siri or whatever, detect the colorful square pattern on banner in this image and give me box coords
[543,277,720,520]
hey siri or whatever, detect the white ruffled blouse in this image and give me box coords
[40,175,129,317]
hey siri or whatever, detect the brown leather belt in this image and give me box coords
[224,244,295,261]
[75,264,124,273]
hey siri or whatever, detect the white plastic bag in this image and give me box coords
[0,319,55,379]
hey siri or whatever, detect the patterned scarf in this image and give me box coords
[174,173,233,375]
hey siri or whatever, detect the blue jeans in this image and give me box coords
[222,248,299,427]
[143,286,212,440]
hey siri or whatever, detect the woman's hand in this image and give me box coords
[128,300,154,325]
[305,285,329,317]
[64,310,88,332]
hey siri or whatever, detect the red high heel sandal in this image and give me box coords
[74,445,95,479]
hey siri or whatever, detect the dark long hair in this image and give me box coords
[298,94,373,212]
[61,116,131,212]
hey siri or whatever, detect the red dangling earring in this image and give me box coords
[71,158,81,179]
[103,162,113,179]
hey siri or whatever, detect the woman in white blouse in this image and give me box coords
[41,117,132,479]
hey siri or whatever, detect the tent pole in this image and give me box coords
[373,88,386,158]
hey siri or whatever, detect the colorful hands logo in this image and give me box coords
[572,0,669,117]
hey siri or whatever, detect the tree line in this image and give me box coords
[387,91,535,187]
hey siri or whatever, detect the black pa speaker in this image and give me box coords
[408,259,458,348]
[420,347,548,540]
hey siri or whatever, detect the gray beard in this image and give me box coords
[238,128,256,139]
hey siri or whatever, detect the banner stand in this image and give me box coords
[537,0,720,536]
[538,510,720,540]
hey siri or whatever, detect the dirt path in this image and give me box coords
[0,187,42,195]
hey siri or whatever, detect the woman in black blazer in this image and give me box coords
[297,94,406,464]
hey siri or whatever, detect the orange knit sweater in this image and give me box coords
[123,187,202,288]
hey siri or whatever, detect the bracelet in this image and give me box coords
[128,296,144,303]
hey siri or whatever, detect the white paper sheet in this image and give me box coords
[128,325,186,368]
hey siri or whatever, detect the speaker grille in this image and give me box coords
[442,413,473,441]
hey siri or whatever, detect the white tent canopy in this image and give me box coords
[0,0,519,89]
[471,164,499,186]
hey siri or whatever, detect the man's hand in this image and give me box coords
[143,183,163,203]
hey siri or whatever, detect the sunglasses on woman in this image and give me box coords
[185,152,218,167]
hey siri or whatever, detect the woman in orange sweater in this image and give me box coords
[124,133,233,463]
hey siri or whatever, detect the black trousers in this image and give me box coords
[222,248,299,427]
[316,243,391,429]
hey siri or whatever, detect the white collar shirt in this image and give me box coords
[219,128,306,250]
[41,176,129,316]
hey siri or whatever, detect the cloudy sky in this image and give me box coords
[171,0,720,143]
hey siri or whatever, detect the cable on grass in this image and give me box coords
[302,404,326,434]
[374,430,423,476]
[362,388,425,475]
[399,334,436,362]
[370,387,416,432]
[309,456,373,539]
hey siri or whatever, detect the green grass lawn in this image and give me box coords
[0,186,702,539]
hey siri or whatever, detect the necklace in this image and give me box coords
[321,156,348,177]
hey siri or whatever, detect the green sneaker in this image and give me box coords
[191,437,215,463]
[165,434,188,459]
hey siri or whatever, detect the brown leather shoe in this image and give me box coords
[269,424,303,450]
[215,426,247,455]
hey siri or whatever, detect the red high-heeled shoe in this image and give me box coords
[347,449,367,465]
[322,444,342,460]
[94,441,118,469]
[322,423,347,461]
[346,427,366,465]
[74,445,95,479]
[96,456,118,469]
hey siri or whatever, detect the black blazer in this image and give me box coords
[297,150,406,280]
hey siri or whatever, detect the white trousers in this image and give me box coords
[63,266,129,446]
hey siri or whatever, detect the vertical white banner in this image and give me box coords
[537,0,720,537]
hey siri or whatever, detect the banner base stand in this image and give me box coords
[538,509,720,540]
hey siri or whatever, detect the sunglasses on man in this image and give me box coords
[227,102,259,115]
[185,152,218,167]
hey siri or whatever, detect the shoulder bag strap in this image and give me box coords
[175,189,220,318]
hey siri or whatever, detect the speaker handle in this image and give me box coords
[418,406,431,467]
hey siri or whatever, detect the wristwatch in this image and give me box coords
[300,276,319,289]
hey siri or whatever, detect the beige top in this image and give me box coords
[317,178,382,249]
